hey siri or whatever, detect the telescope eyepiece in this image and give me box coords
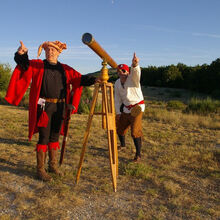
[82,33,93,45]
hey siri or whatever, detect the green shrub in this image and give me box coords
[167,100,186,110]
[77,87,102,114]
[185,97,220,115]
[77,87,92,114]
[0,91,7,105]
[0,63,11,91]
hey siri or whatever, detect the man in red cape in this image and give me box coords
[5,41,96,181]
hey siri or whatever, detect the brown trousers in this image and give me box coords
[116,112,143,138]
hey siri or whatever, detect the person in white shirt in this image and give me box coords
[114,53,145,162]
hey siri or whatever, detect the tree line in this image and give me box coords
[140,58,220,98]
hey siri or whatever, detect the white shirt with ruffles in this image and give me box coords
[114,65,145,114]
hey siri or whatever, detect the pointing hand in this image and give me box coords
[18,41,28,55]
[132,52,139,67]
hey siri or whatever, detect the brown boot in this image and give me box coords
[48,148,63,176]
[36,150,52,181]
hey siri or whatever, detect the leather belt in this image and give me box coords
[43,98,65,103]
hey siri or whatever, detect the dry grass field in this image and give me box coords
[0,87,219,220]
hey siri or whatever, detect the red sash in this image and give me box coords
[124,100,144,110]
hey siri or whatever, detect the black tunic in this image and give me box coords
[40,60,66,99]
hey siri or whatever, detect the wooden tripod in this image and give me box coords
[75,60,118,192]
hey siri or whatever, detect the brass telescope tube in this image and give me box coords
[82,33,118,69]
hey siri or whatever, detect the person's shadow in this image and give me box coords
[0,157,35,178]
[0,137,31,146]
[0,137,35,178]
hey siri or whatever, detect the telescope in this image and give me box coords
[82,33,118,69]
[77,33,119,192]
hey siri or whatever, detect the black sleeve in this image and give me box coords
[80,74,96,86]
[14,52,30,71]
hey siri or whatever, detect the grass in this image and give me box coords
[186,97,220,115]
[0,86,220,219]
[166,100,186,110]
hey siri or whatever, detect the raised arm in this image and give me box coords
[130,52,141,86]
[14,41,29,70]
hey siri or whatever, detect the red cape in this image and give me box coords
[5,59,83,140]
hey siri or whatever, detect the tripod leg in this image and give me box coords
[103,83,117,192]
[102,86,106,130]
[109,84,118,177]
[76,84,100,184]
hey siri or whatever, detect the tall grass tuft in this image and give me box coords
[144,107,220,129]
[125,162,154,180]
[166,100,186,110]
[185,97,220,115]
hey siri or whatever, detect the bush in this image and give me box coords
[0,63,11,91]
[77,86,102,114]
[185,97,220,115]
[0,91,7,105]
[167,100,186,111]
[77,87,92,114]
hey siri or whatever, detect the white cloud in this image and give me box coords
[192,32,220,39]
[139,24,220,40]
[138,25,181,34]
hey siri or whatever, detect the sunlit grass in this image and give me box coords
[0,100,219,219]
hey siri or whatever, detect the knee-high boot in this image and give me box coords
[118,135,126,151]
[48,142,63,176]
[36,145,52,181]
[133,137,142,161]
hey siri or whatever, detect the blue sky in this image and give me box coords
[0,0,220,74]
